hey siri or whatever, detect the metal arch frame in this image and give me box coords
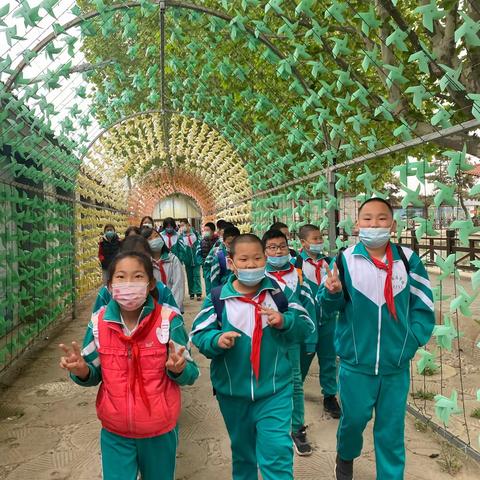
[5,0,310,94]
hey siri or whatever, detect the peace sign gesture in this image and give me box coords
[325,263,343,294]
[166,341,187,374]
[59,341,89,380]
[260,307,284,329]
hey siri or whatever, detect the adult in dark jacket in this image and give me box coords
[200,222,218,260]
[98,224,121,283]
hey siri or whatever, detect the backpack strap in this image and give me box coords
[294,255,304,285]
[217,249,227,277]
[210,285,225,325]
[268,279,289,313]
[395,244,410,274]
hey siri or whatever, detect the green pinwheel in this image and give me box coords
[416,348,439,375]
[433,181,456,207]
[434,390,462,426]
[449,219,480,246]
[435,254,459,281]
[450,285,478,317]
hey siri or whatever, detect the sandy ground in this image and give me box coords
[0,291,479,480]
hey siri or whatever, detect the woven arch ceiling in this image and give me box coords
[83,111,252,227]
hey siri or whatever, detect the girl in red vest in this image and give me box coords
[59,251,199,480]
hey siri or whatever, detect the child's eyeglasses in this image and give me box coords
[265,244,289,252]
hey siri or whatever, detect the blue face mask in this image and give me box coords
[236,267,266,287]
[149,237,165,252]
[309,243,324,254]
[267,255,291,268]
[359,228,391,249]
[105,231,115,240]
[165,227,175,234]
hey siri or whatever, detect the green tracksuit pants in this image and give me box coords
[286,344,305,433]
[100,427,178,480]
[185,264,202,296]
[216,384,294,480]
[337,366,410,480]
[300,319,337,396]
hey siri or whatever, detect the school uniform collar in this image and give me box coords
[104,295,155,323]
[219,275,278,300]
[352,241,400,262]
[265,262,292,273]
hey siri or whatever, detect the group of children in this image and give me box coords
[63,198,435,480]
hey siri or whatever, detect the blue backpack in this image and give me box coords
[210,279,289,322]
[217,249,227,278]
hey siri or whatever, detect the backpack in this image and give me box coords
[217,249,227,277]
[210,279,289,322]
[336,244,410,302]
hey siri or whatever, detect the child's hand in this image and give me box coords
[166,341,187,374]
[59,342,89,380]
[218,331,241,349]
[325,263,342,294]
[261,307,284,329]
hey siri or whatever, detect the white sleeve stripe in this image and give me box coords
[196,306,215,317]
[81,341,96,356]
[302,291,314,304]
[92,357,100,367]
[164,303,181,315]
[190,314,218,337]
[289,302,308,314]
[410,286,434,311]
[409,272,431,289]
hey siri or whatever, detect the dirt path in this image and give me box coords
[0,293,478,479]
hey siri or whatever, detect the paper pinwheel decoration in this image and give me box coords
[449,285,478,317]
[449,219,480,246]
[435,254,459,281]
[416,348,439,375]
[433,315,460,351]
[434,390,462,426]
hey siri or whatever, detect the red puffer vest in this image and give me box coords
[96,302,181,438]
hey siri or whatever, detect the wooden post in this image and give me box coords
[446,229,455,256]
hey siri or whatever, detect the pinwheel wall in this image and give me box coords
[0,0,479,454]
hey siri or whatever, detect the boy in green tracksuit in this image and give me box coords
[191,234,312,480]
[178,219,203,301]
[202,220,233,292]
[205,226,240,294]
[262,229,316,456]
[296,224,341,418]
[320,198,435,480]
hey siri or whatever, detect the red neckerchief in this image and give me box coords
[166,233,174,249]
[113,302,162,415]
[152,258,167,284]
[306,257,325,285]
[237,290,267,382]
[270,263,295,285]
[369,243,397,321]
[185,233,193,247]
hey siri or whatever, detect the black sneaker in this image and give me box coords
[189,294,194,300]
[196,294,202,301]
[291,425,313,456]
[334,454,353,480]
[324,395,341,418]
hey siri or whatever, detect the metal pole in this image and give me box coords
[327,169,338,256]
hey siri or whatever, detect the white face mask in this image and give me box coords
[359,227,392,249]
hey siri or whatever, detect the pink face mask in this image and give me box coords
[111,282,148,311]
